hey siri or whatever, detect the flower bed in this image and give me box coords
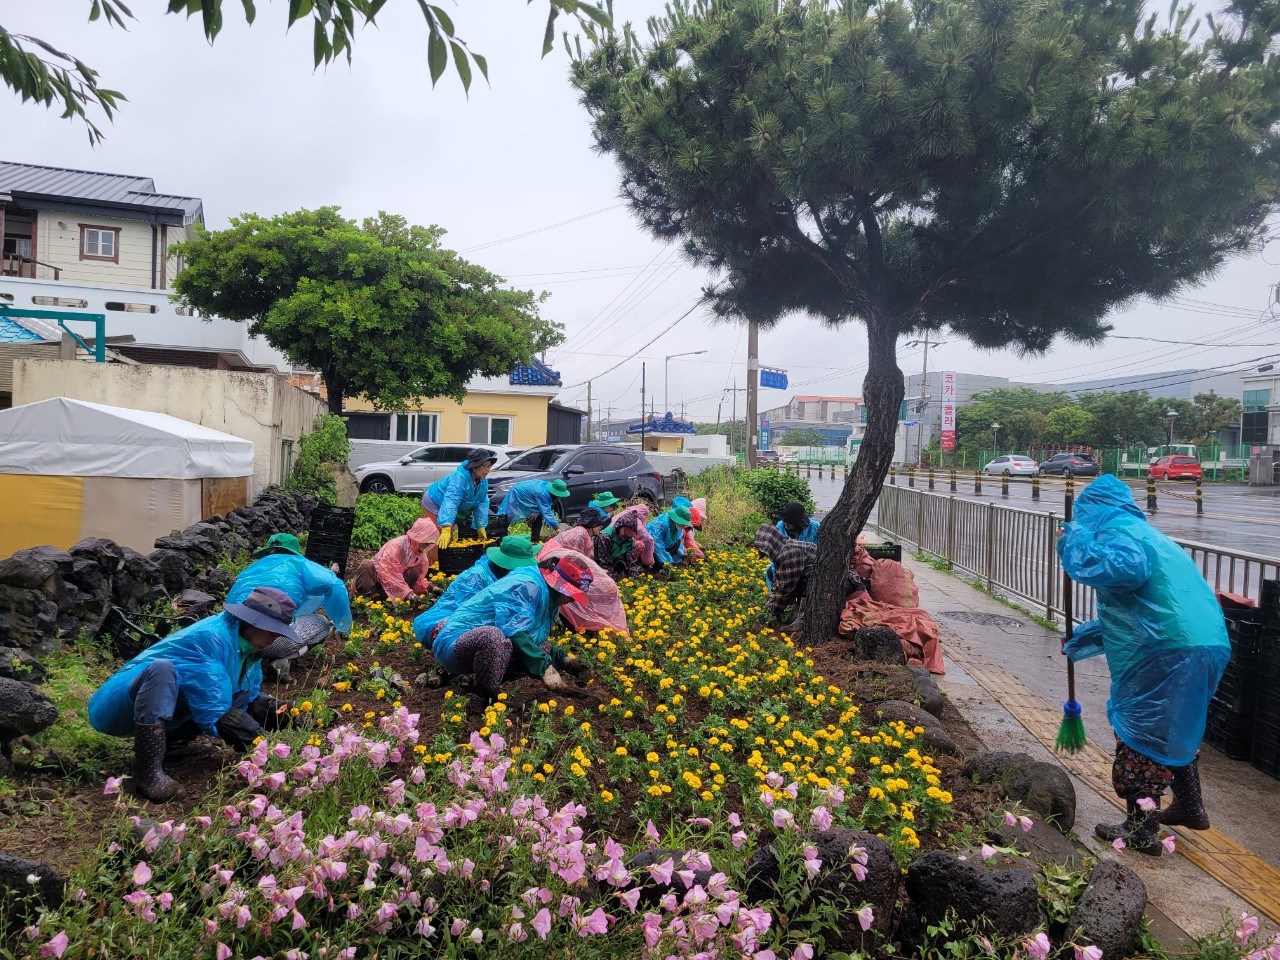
[13,546,1222,960]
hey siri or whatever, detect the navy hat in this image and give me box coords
[466,448,499,469]
[577,506,608,529]
[225,587,303,659]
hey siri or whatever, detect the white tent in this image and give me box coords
[0,398,254,556]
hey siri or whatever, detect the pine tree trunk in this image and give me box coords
[800,320,905,646]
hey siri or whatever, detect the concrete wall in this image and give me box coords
[12,359,328,494]
[33,211,193,290]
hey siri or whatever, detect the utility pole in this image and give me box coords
[640,363,647,452]
[746,320,759,469]
[916,333,930,466]
[731,378,738,456]
[586,380,592,443]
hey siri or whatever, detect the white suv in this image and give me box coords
[354,443,518,495]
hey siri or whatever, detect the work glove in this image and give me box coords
[216,708,265,752]
[438,527,454,550]
[476,528,488,541]
[542,666,566,690]
[246,696,293,732]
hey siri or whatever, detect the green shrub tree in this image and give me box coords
[779,429,825,448]
[572,0,1280,645]
[173,209,562,416]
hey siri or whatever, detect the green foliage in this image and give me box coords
[215,547,254,580]
[696,418,745,455]
[687,466,811,545]
[20,636,131,780]
[739,469,815,520]
[172,209,562,414]
[284,414,352,504]
[6,0,611,143]
[351,493,421,551]
[779,429,826,447]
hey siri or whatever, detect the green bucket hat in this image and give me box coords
[252,532,304,559]
[547,479,571,498]
[591,491,622,508]
[486,535,539,570]
[669,505,694,527]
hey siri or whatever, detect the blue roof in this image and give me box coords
[0,316,45,343]
[626,412,697,435]
[509,358,562,387]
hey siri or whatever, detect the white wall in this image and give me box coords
[13,360,329,494]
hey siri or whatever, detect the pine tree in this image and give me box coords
[572,0,1280,645]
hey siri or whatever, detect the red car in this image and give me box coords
[1148,456,1203,481]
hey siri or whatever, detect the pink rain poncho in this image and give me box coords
[538,545,629,635]
[538,526,595,559]
[365,518,440,600]
[682,497,707,560]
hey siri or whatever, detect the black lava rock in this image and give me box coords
[1069,860,1147,959]
[905,850,1043,940]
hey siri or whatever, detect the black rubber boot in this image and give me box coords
[1160,759,1210,830]
[164,721,214,762]
[134,723,185,802]
[1094,801,1162,856]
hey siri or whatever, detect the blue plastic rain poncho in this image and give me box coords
[500,480,561,527]
[432,566,561,678]
[424,463,491,529]
[1056,474,1229,767]
[226,554,353,633]
[646,513,687,565]
[88,612,263,738]
[766,517,821,588]
[412,556,501,642]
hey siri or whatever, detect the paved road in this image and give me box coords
[809,472,1280,558]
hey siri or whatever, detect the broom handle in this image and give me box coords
[1063,491,1076,703]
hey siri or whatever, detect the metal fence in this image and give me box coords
[875,484,1280,624]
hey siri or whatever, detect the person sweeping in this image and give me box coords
[1057,475,1229,854]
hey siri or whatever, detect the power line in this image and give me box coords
[460,205,623,254]
[1109,335,1280,347]
[561,296,710,388]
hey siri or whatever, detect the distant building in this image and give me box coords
[760,394,864,446]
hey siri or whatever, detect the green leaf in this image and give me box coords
[429,5,455,36]
[580,4,612,29]
[89,2,103,23]
[542,5,560,57]
[288,0,315,28]
[427,27,447,85]
[241,0,257,25]
[313,18,331,65]
[450,40,471,93]
[201,0,224,39]
[471,50,489,83]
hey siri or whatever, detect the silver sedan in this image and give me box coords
[983,455,1039,476]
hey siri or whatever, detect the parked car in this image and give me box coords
[983,455,1039,477]
[353,443,519,495]
[757,450,780,466]
[486,444,665,523]
[1149,455,1203,481]
[1038,453,1099,478]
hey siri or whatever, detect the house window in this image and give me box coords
[79,225,121,262]
[468,415,512,445]
[394,412,439,443]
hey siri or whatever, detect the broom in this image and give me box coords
[1055,486,1087,753]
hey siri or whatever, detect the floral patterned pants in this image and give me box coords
[1111,738,1173,802]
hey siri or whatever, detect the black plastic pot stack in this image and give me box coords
[1250,580,1280,779]
[304,505,356,579]
[1205,596,1266,761]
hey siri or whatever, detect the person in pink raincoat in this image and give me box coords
[682,498,707,560]
[593,503,654,577]
[349,518,442,601]
[537,532,629,634]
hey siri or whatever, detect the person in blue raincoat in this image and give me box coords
[499,478,571,543]
[423,448,498,550]
[1057,474,1229,854]
[227,533,353,634]
[88,587,303,802]
[646,505,695,567]
[765,502,821,589]
[413,535,539,647]
[431,555,592,701]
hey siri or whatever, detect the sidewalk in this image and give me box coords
[901,555,1280,939]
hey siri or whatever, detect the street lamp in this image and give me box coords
[991,422,1001,456]
[665,351,707,415]
[1165,409,1180,446]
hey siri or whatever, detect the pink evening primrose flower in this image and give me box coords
[793,945,815,960]
[857,906,875,931]
[980,844,997,861]
[1136,797,1157,812]
[532,908,553,940]
[132,862,152,886]
[1112,837,1126,852]
[216,945,233,960]
[1025,932,1052,960]
[104,777,123,796]
[810,807,832,832]
[39,932,69,959]
[1162,835,1177,854]
[1074,945,1104,960]
[1238,914,1261,943]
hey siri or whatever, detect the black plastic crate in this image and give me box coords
[437,543,487,575]
[1250,709,1280,779]
[1205,708,1254,761]
[864,542,903,563]
[309,505,356,536]
[306,544,350,579]
[1262,579,1280,611]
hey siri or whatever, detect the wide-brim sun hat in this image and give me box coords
[466,448,499,469]
[669,505,694,527]
[252,532,304,559]
[487,535,539,570]
[224,586,304,657]
[547,479,571,498]
[541,555,592,605]
[591,491,621,508]
[780,501,809,526]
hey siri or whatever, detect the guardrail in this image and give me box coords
[874,484,1280,623]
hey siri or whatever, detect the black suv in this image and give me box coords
[1038,453,1099,478]
[486,444,665,523]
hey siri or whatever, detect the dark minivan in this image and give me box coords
[485,444,665,523]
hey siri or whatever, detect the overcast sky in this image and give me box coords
[4,1,1279,422]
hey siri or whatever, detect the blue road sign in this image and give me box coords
[760,369,788,390]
